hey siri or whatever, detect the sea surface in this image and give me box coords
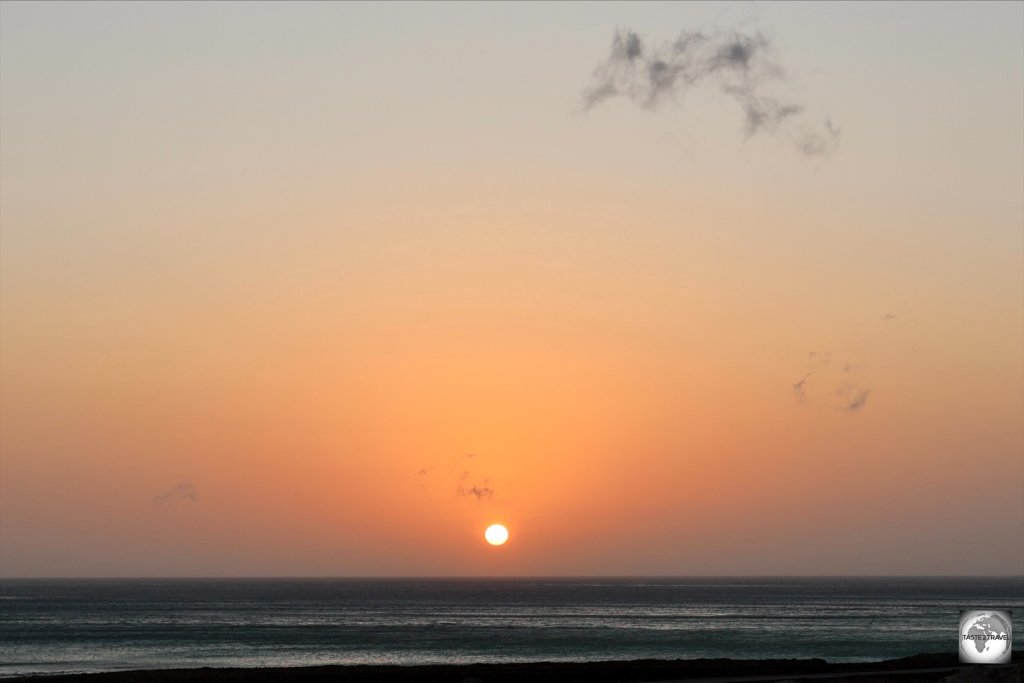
[0,577,1021,677]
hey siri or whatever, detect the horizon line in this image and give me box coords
[2,574,1022,580]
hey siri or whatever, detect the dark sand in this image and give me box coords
[9,653,1022,683]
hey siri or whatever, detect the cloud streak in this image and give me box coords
[581,28,839,157]
[842,388,871,412]
[455,468,495,500]
[417,454,499,501]
[457,483,495,500]
[792,351,871,414]
[792,351,831,403]
[154,481,198,504]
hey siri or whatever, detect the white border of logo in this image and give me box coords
[959,610,1012,664]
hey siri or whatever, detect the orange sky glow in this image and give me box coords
[1,2,1021,577]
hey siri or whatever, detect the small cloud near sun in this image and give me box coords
[417,454,498,501]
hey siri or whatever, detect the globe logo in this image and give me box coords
[959,610,1012,664]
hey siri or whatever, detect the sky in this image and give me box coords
[1,1,1022,577]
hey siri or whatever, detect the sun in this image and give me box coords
[484,523,509,546]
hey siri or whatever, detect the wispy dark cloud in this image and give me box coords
[792,351,831,403]
[455,469,495,500]
[789,310,908,414]
[154,481,198,504]
[792,373,812,402]
[793,351,871,414]
[581,28,839,157]
[417,454,498,501]
[837,386,871,412]
[457,483,495,500]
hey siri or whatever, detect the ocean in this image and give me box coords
[0,577,1021,677]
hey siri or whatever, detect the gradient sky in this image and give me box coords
[1,1,1022,577]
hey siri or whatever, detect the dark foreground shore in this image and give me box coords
[11,653,1022,683]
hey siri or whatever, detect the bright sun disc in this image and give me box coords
[484,524,509,546]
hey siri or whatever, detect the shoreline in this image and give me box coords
[8,653,1022,683]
